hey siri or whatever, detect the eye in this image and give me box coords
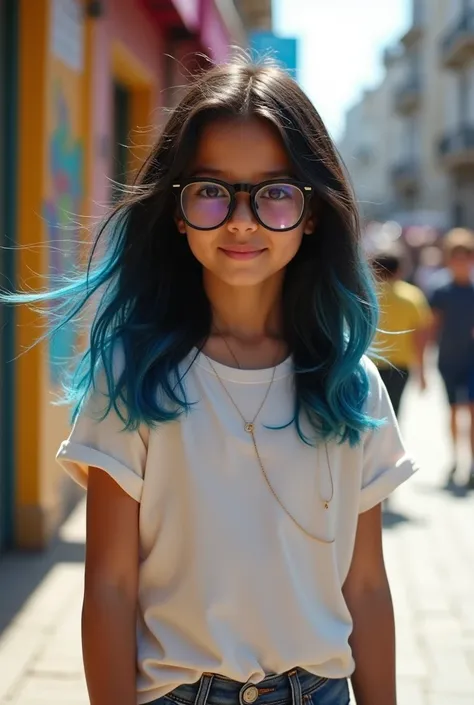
[196,184,227,199]
[260,186,291,200]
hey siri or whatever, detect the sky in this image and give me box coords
[273,0,411,140]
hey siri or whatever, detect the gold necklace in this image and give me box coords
[205,354,275,435]
[220,334,242,370]
[204,354,335,544]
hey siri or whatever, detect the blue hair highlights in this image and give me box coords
[291,258,382,446]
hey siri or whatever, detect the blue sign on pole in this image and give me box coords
[250,32,299,80]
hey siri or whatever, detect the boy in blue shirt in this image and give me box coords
[430,229,474,488]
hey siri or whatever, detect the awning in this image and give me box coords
[142,0,246,57]
[142,0,200,35]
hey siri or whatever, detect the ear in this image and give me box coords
[303,198,319,235]
[303,213,316,235]
[174,214,187,234]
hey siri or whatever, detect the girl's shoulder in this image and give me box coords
[359,356,397,426]
[360,355,385,404]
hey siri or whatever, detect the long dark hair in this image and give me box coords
[1,58,380,445]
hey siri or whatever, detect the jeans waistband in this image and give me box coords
[166,669,329,705]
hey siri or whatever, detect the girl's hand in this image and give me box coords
[343,504,397,705]
[82,467,140,705]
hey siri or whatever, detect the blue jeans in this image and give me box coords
[148,669,350,705]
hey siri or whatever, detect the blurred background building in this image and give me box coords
[339,0,474,233]
[249,32,298,79]
[0,0,281,552]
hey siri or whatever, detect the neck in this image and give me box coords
[204,272,284,341]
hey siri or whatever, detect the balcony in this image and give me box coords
[441,11,474,69]
[439,125,474,169]
[383,44,403,68]
[400,8,424,47]
[391,158,420,193]
[394,76,422,115]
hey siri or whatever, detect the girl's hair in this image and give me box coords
[2,58,380,445]
[372,242,405,280]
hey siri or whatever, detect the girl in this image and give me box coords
[5,59,416,705]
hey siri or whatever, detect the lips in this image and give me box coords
[219,246,265,260]
[219,244,266,260]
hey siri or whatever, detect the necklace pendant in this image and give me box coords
[324,502,329,510]
[244,422,254,433]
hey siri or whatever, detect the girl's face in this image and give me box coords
[176,117,315,289]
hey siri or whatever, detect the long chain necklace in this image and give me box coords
[219,332,242,370]
[205,354,276,435]
[204,342,335,543]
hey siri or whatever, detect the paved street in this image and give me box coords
[0,362,473,704]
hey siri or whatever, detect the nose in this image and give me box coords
[227,194,258,233]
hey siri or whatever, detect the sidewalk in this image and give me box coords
[0,366,473,704]
[0,505,87,704]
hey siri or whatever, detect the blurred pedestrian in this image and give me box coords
[429,228,474,487]
[2,61,416,705]
[413,244,447,296]
[371,244,432,417]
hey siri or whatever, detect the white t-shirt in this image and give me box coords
[57,351,415,705]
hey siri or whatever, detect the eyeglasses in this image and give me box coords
[172,178,313,232]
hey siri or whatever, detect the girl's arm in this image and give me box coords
[343,504,396,705]
[82,467,139,705]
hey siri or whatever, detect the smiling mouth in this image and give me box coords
[219,247,266,260]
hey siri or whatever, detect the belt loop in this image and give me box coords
[194,673,214,705]
[288,669,303,705]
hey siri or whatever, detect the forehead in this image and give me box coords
[191,116,292,181]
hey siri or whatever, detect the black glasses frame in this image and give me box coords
[172,177,314,232]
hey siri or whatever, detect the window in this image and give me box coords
[453,201,464,226]
[111,80,131,200]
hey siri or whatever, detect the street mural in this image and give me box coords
[43,79,84,384]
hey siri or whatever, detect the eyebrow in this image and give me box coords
[189,166,294,180]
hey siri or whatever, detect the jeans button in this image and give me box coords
[242,686,259,703]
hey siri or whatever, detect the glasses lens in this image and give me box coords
[181,181,231,229]
[255,183,305,230]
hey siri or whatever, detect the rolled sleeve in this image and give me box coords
[56,372,148,502]
[359,359,418,513]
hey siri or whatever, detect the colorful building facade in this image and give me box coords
[0,0,246,551]
[0,0,18,551]
[250,32,299,81]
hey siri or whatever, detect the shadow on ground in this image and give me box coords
[382,504,425,529]
[442,477,472,498]
[414,475,473,500]
[0,513,85,637]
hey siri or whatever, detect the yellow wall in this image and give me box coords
[16,0,90,548]
[15,2,157,549]
[16,0,49,547]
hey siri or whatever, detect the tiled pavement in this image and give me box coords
[0,364,473,704]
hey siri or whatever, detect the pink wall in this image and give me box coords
[88,0,233,218]
[89,0,166,216]
[172,0,200,32]
[199,0,232,63]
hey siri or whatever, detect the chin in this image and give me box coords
[216,272,272,287]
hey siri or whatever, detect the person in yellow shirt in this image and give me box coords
[371,246,432,417]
